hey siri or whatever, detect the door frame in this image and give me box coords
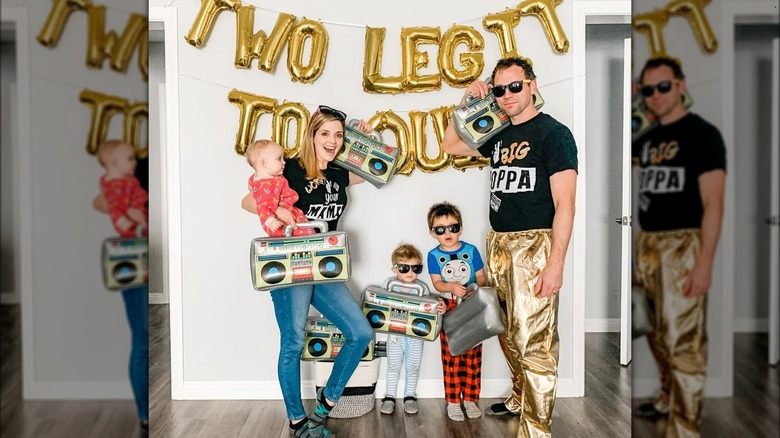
[149,6,184,398]
[721,1,779,394]
[1,6,34,398]
[572,0,632,396]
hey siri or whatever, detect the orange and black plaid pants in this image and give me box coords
[439,297,483,403]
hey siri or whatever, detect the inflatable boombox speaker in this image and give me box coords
[361,280,442,342]
[301,317,376,361]
[632,88,694,141]
[452,78,546,150]
[101,237,148,290]
[334,119,399,188]
[442,284,505,356]
[249,221,350,291]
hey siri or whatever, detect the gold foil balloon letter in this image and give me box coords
[272,102,309,157]
[516,0,569,54]
[666,0,717,53]
[633,9,670,58]
[363,27,405,94]
[438,25,484,88]
[228,89,277,155]
[400,27,442,93]
[185,0,241,47]
[483,9,521,59]
[287,19,329,83]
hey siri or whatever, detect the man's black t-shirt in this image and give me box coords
[477,113,578,232]
[632,113,726,231]
[283,158,350,232]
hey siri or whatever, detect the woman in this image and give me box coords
[242,106,373,438]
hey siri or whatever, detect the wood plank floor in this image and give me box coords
[149,304,631,437]
[632,334,779,437]
[0,305,144,438]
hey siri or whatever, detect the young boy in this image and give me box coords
[96,140,148,237]
[245,140,313,236]
[379,243,445,416]
[427,202,487,421]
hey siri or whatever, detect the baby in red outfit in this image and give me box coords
[245,140,314,237]
[97,140,148,238]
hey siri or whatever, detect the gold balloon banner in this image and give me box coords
[80,89,148,159]
[633,0,717,59]
[184,0,569,91]
[228,89,489,174]
[37,0,149,80]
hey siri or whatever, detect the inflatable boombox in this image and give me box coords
[334,120,399,188]
[452,79,546,150]
[302,317,377,361]
[249,221,350,291]
[101,237,148,290]
[361,280,442,342]
[442,285,505,356]
[632,88,694,141]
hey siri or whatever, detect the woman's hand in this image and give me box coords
[354,119,372,134]
[275,207,297,226]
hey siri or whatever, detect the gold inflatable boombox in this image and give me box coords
[452,79,545,150]
[361,280,442,342]
[249,221,350,291]
[101,237,148,290]
[334,120,399,188]
[632,88,693,141]
[302,317,375,361]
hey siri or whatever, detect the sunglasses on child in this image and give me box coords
[640,80,677,97]
[317,105,346,121]
[491,80,532,98]
[395,264,423,274]
[431,224,461,235]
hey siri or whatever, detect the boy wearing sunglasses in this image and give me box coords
[440,57,578,436]
[379,244,445,416]
[632,57,726,437]
[426,202,487,421]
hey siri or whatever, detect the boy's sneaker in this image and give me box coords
[403,396,419,415]
[463,401,481,418]
[485,402,515,416]
[379,396,395,415]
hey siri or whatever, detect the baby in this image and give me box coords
[96,140,148,237]
[246,140,314,237]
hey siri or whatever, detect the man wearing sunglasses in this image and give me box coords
[632,57,726,437]
[441,57,578,438]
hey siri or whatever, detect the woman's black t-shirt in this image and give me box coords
[283,158,350,232]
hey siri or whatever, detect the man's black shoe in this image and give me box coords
[634,402,667,420]
[484,402,516,416]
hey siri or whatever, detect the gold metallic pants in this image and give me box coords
[486,229,558,438]
[635,229,707,438]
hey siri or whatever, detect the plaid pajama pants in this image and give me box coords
[439,297,483,403]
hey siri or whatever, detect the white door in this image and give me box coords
[768,38,779,365]
[619,38,632,365]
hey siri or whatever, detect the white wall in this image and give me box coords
[1,39,17,302]
[8,0,148,398]
[165,0,623,399]
[733,23,778,332]
[584,23,631,331]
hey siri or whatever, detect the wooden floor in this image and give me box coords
[0,305,144,438]
[149,304,631,438]
[632,334,780,438]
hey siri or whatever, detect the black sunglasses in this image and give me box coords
[395,263,423,274]
[431,224,461,235]
[491,80,532,98]
[640,80,677,97]
[318,105,346,121]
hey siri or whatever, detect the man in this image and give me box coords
[441,57,577,438]
[632,56,726,438]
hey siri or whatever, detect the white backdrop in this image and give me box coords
[159,0,628,399]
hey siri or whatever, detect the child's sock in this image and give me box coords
[447,402,465,421]
[463,401,482,418]
[307,387,336,437]
[289,418,311,437]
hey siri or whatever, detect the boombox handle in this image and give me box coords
[283,220,329,236]
[454,283,479,305]
[465,77,494,103]
[385,279,426,297]
[347,119,382,143]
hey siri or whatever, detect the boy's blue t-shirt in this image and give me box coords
[427,241,484,286]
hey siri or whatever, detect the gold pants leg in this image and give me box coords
[635,229,707,438]
[487,229,559,438]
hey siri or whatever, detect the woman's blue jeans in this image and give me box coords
[121,286,149,421]
[270,282,373,421]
